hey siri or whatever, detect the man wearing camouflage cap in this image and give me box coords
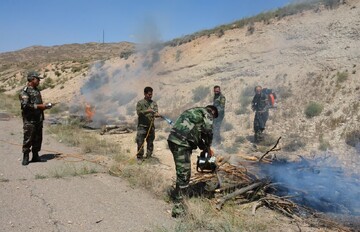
[19,71,53,165]
[167,105,218,217]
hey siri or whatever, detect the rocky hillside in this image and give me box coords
[1,0,359,168]
[0,42,134,93]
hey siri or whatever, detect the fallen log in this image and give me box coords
[100,124,134,135]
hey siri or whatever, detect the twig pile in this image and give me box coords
[188,137,355,231]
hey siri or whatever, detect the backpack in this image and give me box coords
[262,88,277,107]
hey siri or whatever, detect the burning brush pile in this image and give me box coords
[189,139,360,231]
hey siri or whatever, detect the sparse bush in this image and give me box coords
[49,164,98,178]
[221,121,234,132]
[192,86,210,103]
[318,140,331,151]
[71,66,82,73]
[175,50,182,62]
[39,77,55,90]
[336,71,348,83]
[236,87,254,115]
[55,70,61,77]
[235,136,246,144]
[215,29,224,38]
[258,134,278,147]
[304,101,323,118]
[246,23,255,35]
[283,134,306,152]
[224,143,239,154]
[276,86,293,99]
[323,0,340,9]
[0,93,21,116]
[35,174,47,179]
[120,50,134,60]
[345,130,360,147]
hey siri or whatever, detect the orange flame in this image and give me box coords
[85,103,95,121]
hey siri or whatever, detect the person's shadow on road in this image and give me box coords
[39,153,61,162]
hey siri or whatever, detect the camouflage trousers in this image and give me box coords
[22,121,43,154]
[254,111,269,142]
[168,141,192,193]
[136,126,155,159]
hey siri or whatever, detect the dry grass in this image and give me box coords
[49,164,99,179]
[0,93,21,116]
[171,198,268,231]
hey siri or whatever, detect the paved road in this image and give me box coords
[0,118,175,232]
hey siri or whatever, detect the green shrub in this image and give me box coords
[336,71,348,83]
[175,50,182,62]
[304,102,323,118]
[192,86,210,103]
[55,71,61,77]
[283,134,306,152]
[39,77,55,90]
[120,50,134,60]
[71,66,82,73]
[318,140,331,151]
[235,136,246,144]
[345,130,360,147]
[283,140,306,152]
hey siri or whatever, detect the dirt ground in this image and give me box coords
[0,117,176,232]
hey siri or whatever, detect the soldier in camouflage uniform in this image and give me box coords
[136,87,160,161]
[251,86,269,143]
[213,85,226,145]
[19,71,53,165]
[167,105,218,217]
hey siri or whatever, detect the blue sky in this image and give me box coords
[0,0,290,53]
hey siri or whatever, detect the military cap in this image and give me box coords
[27,71,44,81]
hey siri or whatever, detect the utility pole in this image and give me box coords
[102,29,105,44]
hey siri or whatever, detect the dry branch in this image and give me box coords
[216,182,262,210]
[258,136,282,162]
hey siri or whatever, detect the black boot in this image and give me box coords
[22,153,29,166]
[31,152,42,162]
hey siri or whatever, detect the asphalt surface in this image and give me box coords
[0,118,175,232]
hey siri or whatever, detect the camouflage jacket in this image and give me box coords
[213,93,226,118]
[168,107,214,149]
[19,86,44,122]
[136,98,158,127]
[251,92,268,112]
